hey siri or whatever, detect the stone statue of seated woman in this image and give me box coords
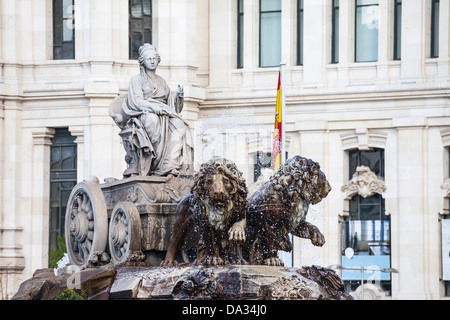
[110,43,194,177]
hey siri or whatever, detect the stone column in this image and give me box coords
[391,121,429,299]
[377,0,390,81]
[337,0,354,84]
[86,99,121,182]
[281,0,294,66]
[29,128,55,273]
[0,102,25,280]
[303,0,326,86]
[242,0,259,84]
[209,0,234,87]
[69,126,85,182]
[400,0,424,81]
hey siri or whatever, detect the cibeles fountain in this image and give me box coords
[12,44,352,301]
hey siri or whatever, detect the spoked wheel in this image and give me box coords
[65,181,108,268]
[108,202,142,265]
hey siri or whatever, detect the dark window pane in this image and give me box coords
[62,42,74,59]
[61,189,72,206]
[297,0,303,65]
[360,203,381,220]
[144,29,151,44]
[360,193,382,204]
[332,0,339,63]
[143,0,151,15]
[254,152,272,182]
[131,32,143,60]
[431,0,439,58]
[393,0,401,60]
[349,196,359,220]
[360,149,384,177]
[53,0,75,60]
[349,150,359,179]
[129,0,152,60]
[131,0,142,17]
[51,147,61,168]
[349,148,384,178]
[237,0,244,68]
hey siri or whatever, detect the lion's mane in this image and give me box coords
[268,155,331,205]
[191,156,248,221]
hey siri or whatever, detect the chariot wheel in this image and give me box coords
[108,202,142,265]
[65,181,108,268]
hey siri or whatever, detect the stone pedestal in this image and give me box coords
[12,265,352,300]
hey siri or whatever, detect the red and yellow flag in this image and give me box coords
[272,72,282,170]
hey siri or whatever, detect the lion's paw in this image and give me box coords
[195,256,227,266]
[264,257,285,266]
[310,228,326,247]
[160,259,179,267]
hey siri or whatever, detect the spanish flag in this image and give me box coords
[272,71,282,170]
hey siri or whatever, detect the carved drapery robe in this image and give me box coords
[123,71,193,176]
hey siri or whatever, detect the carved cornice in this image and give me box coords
[340,129,388,151]
[441,128,450,148]
[31,127,55,146]
[341,166,386,200]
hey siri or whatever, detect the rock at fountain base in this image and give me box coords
[12,264,352,300]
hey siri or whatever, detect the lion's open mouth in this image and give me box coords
[213,201,225,208]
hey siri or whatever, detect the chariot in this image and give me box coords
[64,95,193,269]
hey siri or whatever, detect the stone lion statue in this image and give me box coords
[244,155,331,266]
[161,157,248,266]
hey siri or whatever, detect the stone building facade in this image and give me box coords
[1,0,449,299]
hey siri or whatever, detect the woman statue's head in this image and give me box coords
[138,43,161,71]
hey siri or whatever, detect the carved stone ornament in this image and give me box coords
[441,178,450,197]
[341,166,386,200]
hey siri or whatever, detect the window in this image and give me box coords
[129,0,152,60]
[297,0,304,65]
[393,0,401,60]
[254,152,272,182]
[259,0,281,67]
[49,129,77,255]
[355,0,379,62]
[431,0,439,58]
[342,148,391,294]
[237,0,244,68]
[331,0,339,63]
[53,0,75,60]
[349,148,384,179]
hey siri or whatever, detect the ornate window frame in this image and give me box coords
[339,128,388,217]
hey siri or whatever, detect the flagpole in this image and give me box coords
[280,62,286,165]
[280,61,293,268]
